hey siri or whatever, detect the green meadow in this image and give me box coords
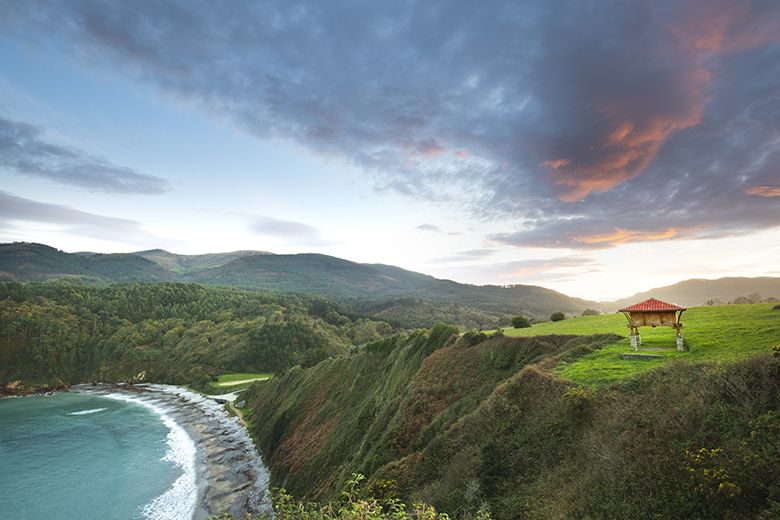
[498,304,780,386]
[206,372,273,393]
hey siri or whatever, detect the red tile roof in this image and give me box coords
[619,298,686,312]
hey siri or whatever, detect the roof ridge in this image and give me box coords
[618,297,686,312]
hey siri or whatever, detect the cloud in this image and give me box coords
[416,224,444,233]
[0,117,170,194]
[439,255,599,285]
[249,216,330,246]
[0,190,148,240]
[433,248,496,263]
[497,257,599,278]
[2,1,779,246]
[746,186,780,197]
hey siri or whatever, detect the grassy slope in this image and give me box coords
[245,332,618,498]
[245,306,780,519]
[499,304,780,386]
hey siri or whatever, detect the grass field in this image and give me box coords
[497,304,779,387]
[205,372,273,393]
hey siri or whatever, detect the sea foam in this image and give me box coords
[67,407,107,415]
[104,393,197,520]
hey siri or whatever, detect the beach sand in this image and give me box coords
[73,383,273,520]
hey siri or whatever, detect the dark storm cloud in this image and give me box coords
[0,190,147,240]
[250,216,330,246]
[0,117,170,195]
[2,0,779,247]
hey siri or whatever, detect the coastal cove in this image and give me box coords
[0,385,272,520]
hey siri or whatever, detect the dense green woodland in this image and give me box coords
[245,328,780,519]
[0,281,393,388]
[0,242,595,328]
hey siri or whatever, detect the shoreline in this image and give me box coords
[73,383,273,520]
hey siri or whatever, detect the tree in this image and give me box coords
[511,316,531,328]
[550,312,565,322]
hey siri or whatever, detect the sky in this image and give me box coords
[1,0,779,301]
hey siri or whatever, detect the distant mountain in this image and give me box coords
[609,277,780,310]
[182,253,595,322]
[134,248,271,273]
[0,243,171,282]
[0,242,596,326]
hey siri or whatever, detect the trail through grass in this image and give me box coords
[497,304,779,387]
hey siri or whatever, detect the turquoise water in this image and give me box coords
[0,392,183,520]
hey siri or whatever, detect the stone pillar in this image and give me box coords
[676,335,684,352]
[630,334,639,350]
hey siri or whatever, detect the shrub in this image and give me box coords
[581,308,600,316]
[772,304,780,310]
[205,474,469,520]
[461,330,489,347]
[550,312,565,322]
[511,316,531,328]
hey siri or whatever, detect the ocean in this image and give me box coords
[0,391,197,520]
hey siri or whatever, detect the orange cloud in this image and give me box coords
[542,1,779,203]
[572,227,696,247]
[540,158,570,170]
[543,94,707,202]
[746,185,780,197]
[605,120,635,145]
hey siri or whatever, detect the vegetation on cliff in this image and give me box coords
[244,308,780,519]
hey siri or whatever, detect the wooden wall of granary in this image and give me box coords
[627,311,679,327]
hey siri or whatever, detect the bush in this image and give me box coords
[204,474,470,520]
[511,316,531,328]
[550,312,565,322]
[772,304,780,310]
[581,308,600,316]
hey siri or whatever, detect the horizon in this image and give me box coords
[2,1,780,302]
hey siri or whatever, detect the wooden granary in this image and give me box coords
[618,298,686,351]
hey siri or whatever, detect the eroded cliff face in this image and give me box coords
[244,329,780,520]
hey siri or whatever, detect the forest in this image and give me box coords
[0,281,393,389]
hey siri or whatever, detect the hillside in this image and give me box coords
[134,248,271,273]
[0,243,172,282]
[0,281,393,389]
[244,310,780,519]
[0,243,596,327]
[500,303,780,386]
[609,277,780,309]
[183,253,594,321]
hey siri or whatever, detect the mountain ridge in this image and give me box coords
[0,242,594,327]
[607,276,780,309]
